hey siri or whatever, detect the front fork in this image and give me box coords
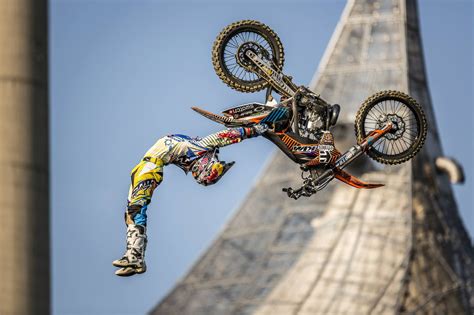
[283,123,393,199]
[245,50,297,97]
[335,122,394,169]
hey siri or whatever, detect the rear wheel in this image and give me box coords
[355,90,427,165]
[212,20,284,93]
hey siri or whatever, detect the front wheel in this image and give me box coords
[355,90,427,165]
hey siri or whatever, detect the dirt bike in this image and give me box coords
[192,20,428,199]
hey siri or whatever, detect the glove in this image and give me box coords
[241,123,269,139]
[252,123,269,135]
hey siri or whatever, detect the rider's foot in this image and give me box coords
[115,262,147,277]
[113,224,147,275]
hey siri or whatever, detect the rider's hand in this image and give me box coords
[253,123,270,135]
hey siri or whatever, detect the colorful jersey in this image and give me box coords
[143,127,254,166]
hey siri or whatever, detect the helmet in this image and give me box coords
[192,149,234,186]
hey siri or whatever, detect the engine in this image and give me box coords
[296,88,330,140]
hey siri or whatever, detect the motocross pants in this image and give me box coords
[125,157,164,226]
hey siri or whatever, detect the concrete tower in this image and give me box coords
[151,1,473,314]
[0,1,50,314]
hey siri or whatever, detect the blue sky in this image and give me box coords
[50,1,473,314]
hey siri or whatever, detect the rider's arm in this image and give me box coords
[196,125,267,149]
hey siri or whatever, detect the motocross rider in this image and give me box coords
[113,124,269,276]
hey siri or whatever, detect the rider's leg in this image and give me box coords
[113,159,163,276]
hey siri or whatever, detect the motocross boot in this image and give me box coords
[113,224,147,276]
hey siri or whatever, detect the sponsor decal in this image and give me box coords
[336,152,352,167]
[293,144,334,153]
[229,104,255,114]
[230,106,270,119]
[319,150,331,163]
[293,145,318,152]
[132,179,156,196]
[318,145,334,151]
